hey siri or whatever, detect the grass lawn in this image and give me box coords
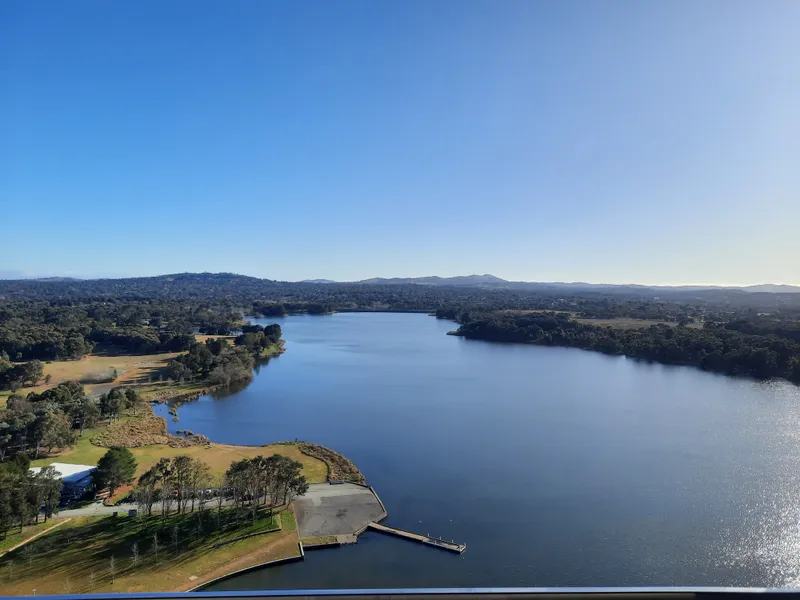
[280,510,297,532]
[31,436,327,484]
[0,519,69,555]
[300,535,337,546]
[0,508,300,594]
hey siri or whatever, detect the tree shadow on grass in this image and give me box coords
[0,508,280,592]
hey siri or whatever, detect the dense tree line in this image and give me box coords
[0,381,144,461]
[0,456,63,539]
[4,272,800,390]
[0,299,236,364]
[454,313,800,383]
[0,356,44,390]
[165,338,257,386]
[234,323,281,353]
[134,453,307,520]
[136,455,212,516]
[723,316,800,344]
[5,274,800,356]
[224,454,308,521]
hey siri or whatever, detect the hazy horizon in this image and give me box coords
[1,268,797,289]
[3,1,798,285]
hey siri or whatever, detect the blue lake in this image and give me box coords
[153,312,800,588]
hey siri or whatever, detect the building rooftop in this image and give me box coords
[29,462,96,484]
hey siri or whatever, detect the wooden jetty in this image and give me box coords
[366,522,466,553]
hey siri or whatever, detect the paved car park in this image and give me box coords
[294,482,386,537]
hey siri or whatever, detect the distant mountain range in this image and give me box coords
[742,284,800,293]
[2,272,798,294]
[346,274,800,293]
[356,274,507,286]
[0,272,82,282]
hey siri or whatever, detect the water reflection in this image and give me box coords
[155,314,800,588]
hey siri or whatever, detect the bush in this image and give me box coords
[80,369,117,384]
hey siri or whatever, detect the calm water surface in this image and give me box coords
[154,313,800,588]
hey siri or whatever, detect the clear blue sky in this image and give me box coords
[2,1,798,284]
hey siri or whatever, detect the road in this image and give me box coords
[56,502,137,517]
[54,482,354,519]
[55,498,230,517]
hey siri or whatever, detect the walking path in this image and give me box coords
[56,503,126,517]
[0,518,72,557]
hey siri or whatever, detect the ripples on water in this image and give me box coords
[709,382,800,586]
[155,315,800,588]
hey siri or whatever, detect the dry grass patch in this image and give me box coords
[574,318,703,330]
[16,352,181,397]
[194,335,235,345]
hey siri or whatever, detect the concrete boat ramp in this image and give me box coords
[294,482,466,554]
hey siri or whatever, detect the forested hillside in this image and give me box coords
[2,272,800,390]
[451,312,800,383]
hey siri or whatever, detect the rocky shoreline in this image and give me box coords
[289,441,366,484]
[146,385,220,403]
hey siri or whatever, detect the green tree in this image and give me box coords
[166,361,193,382]
[23,360,44,386]
[124,388,145,415]
[95,447,137,495]
[36,465,63,522]
[34,411,76,458]
[204,337,228,356]
[45,411,76,452]
[100,389,126,419]
[0,470,15,539]
[136,467,159,516]
[11,484,32,531]
[68,396,101,436]
[188,458,211,512]
[172,455,193,514]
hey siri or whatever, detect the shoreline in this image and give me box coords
[142,339,286,408]
[12,328,373,594]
